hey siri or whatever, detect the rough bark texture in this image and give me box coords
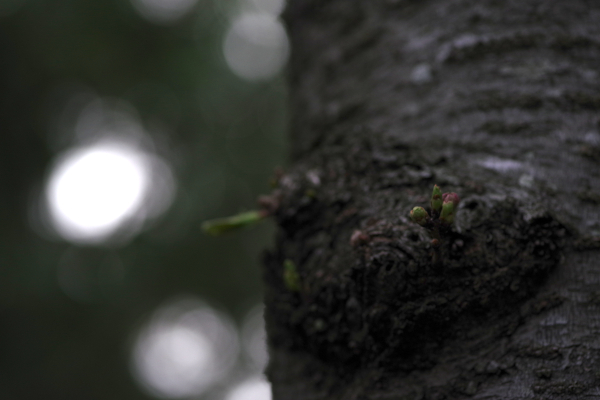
[264,1,600,399]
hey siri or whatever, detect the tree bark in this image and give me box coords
[264,1,600,399]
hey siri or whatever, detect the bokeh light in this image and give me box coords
[224,376,272,400]
[3,1,287,398]
[249,0,284,15]
[130,0,198,24]
[236,0,285,16]
[47,143,147,240]
[41,97,177,246]
[131,297,240,399]
[223,13,289,81]
[45,140,175,245]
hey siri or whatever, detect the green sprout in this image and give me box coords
[201,187,281,236]
[283,259,301,292]
[201,210,268,236]
[409,185,460,267]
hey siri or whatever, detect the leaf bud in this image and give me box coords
[431,185,443,213]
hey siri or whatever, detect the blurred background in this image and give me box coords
[0,0,288,399]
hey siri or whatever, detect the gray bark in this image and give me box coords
[264,1,600,399]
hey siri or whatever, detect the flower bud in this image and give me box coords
[431,185,443,213]
[442,192,460,206]
[410,206,429,226]
[439,193,459,224]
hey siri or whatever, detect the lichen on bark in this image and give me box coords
[264,144,569,396]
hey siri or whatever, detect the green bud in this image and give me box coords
[431,185,443,213]
[439,201,456,224]
[410,206,429,226]
[283,259,301,292]
[201,210,266,236]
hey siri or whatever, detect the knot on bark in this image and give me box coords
[266,195,568,369]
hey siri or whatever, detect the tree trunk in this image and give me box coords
[264,1,600,399]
